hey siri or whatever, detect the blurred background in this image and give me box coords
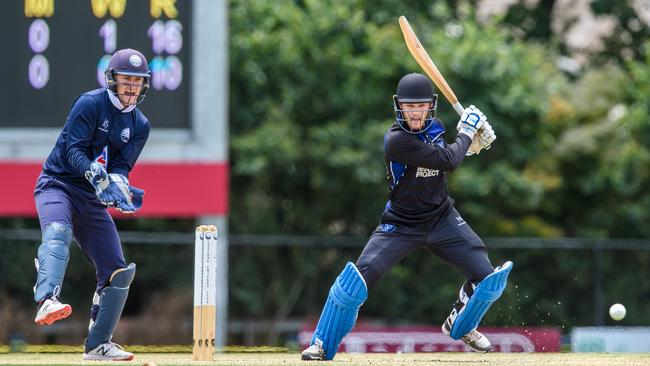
[1,0,650,354]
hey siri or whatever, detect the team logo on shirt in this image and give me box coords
[99,119,110,132]
[416,167,440,178]
[120,128,130,143]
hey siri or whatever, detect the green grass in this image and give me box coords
[0,352,649,366]
[0,345,289,354]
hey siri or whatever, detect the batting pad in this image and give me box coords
[311,262,368,360]
[86,263,136,350]
[34,223,73,302]
[450,261,513,339]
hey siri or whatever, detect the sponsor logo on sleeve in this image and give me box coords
[455,215,466,226]
[99,119,110,132]
[379,223,396,233]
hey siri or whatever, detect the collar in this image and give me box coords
[106,89,136,113]
[415,119,445,141]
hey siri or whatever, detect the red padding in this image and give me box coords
[0,161,229,217]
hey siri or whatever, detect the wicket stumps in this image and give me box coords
[193,225,218,361]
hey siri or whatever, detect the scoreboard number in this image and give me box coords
[7,0,191,128]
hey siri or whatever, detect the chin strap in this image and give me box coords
[106,89,136,113]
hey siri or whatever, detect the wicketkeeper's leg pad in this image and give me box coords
[86,263,136,351]
[449,261,513,340]
[310,262,368,360]
[34,222,73,302]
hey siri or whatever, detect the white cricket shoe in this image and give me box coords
[442,315,492,353]
[301,339,325,361]
[458,329,492,353]
[83,342,134,361]
[34,297,72,326]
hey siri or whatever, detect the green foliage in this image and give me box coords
[591,0,650,64]
[225,1,650,337]
[230,0,411,235]
[499,0,650,65]
[229,1,567,237]
[546,53,650,238]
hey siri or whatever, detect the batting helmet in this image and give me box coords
[393,73,438,133]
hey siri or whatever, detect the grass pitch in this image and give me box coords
[0,352,649,366]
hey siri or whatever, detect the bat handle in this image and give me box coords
[452,102,464,116]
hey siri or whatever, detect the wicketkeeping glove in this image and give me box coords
[103,174,145,213]
[85,163,144,213]
[85,162,110,195]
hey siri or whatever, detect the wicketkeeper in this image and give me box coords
[302,73,512,360]
[32,48,151,361]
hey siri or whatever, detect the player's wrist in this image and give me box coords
[458,128,476,140]
[85,162,109,191]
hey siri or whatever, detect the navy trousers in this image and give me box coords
[355,206,494,290]
[34,172,127,301]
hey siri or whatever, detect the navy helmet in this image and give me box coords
[104,48,151,105]
[393,73,438,133]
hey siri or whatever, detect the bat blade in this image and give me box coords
[398,16,464,116]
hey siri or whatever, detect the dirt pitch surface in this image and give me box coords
[1,352,650,366]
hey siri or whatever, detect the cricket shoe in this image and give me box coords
[301,339,325,361]
[83,341,134,361]
[442,313,492,352]
[34,297,72,326]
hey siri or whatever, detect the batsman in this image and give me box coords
[31,49,151,361]
[302,73,512,360]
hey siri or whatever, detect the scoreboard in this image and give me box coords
[0,0,229,220]
[0,0,190,128]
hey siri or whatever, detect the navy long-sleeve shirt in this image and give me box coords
[43,89,150,192]
[381,118,471,228]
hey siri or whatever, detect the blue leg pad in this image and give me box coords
[34,223,73,302]
[450,261,513,339]
[310,262,368,360]
[86,263,136,350]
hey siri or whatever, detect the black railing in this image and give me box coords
[2,228,649,327]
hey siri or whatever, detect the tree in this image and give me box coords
[229,0,566,237]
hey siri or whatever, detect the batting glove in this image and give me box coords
[457,105,487,140]
[466,121,497,156]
